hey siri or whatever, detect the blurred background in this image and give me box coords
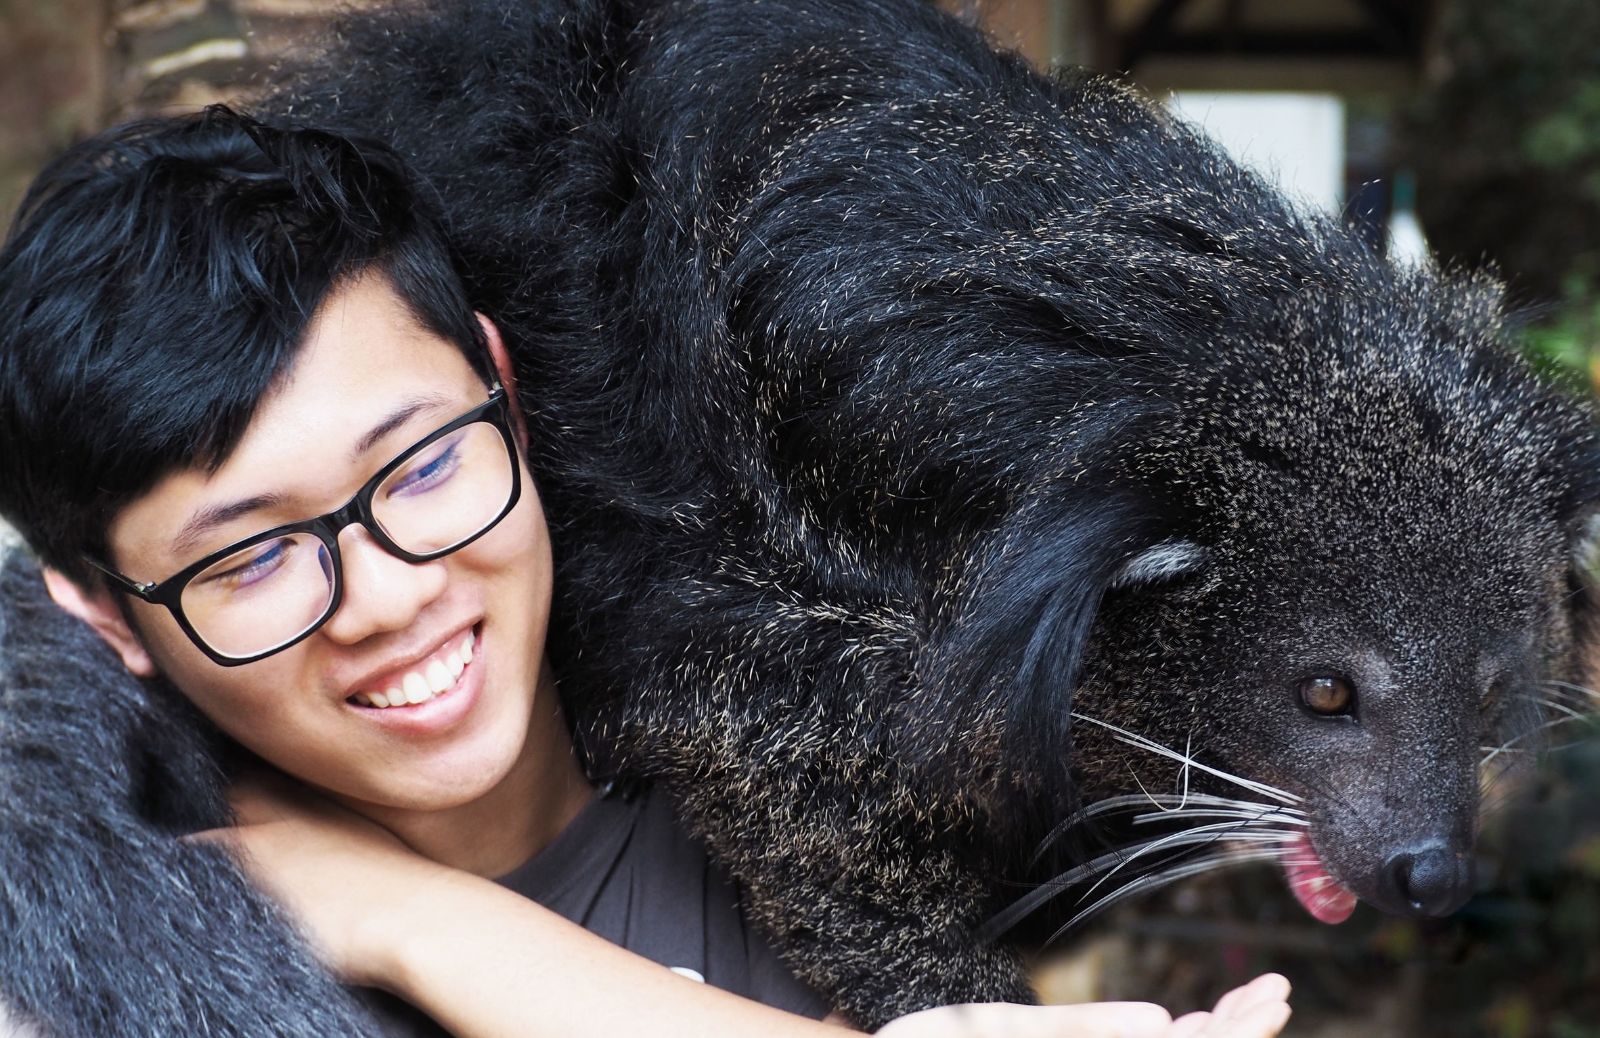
[2,1,1598,1035]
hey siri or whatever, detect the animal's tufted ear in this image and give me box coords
[917,487,1177,814]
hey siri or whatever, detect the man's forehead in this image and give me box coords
[109,275,485,569]
[161,390,461,559]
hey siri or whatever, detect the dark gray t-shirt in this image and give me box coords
[359,786,829,1034]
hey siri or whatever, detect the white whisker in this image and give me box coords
[992,814,1294,938]
[1539,679,1599,701]
[998,717,1310,940]
[1073,820,1291,907]
[1131,806,1308,828]
[1036,792,1306,862]
[1072,712,1302,804]
[1482,709,1599,766]
[1517,693,1591,723]
[1063,792,1306,825]
[1049,848,1285,939]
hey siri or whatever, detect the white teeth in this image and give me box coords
[352,628,476,709]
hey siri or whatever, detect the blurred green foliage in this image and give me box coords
[1522,80,1600,189]
[1407,0,1600,306]
[1407,0,1600,407]
[1518,278,1600,395]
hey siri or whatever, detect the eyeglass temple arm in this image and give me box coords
[81,555,156,599]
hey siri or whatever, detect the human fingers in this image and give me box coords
[875,1001,1172,1038]
[1044,1001,1173,1038]
[1209,974,1291,1022]
[1167,1011,1213,1038]
[1205,999,1291,1038]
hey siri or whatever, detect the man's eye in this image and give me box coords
[204,539,295,589]
[390,438,463,495]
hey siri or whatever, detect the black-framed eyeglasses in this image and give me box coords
[86,385,521,666]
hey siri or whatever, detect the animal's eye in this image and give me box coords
[1298,675,1357,717]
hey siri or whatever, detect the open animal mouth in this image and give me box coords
[1281,831,1358,924]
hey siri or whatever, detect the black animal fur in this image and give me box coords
[1,0,1597,1033]
[0,551,385,1036]
[271,0,1600,1023]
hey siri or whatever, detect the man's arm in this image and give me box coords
[214,778,1289,1038]
[383,873,1291,1038]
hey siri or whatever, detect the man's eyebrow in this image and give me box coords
[169,395,457,560]
[352,393,457,460]
[171,494,288,559]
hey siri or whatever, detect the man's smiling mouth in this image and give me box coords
[346,627,476,709]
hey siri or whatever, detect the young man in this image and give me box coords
[0,106,1289,1038]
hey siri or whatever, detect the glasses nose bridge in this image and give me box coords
[319,488,398,560]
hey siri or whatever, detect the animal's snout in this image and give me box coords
[1383,843,1474,916]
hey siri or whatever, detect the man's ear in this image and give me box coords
[477,313,528,448]
[42,567,157,677]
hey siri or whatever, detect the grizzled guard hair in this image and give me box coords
[0,553,386,1034]
[1,0,1598,1034]
[271,0,1600,1024]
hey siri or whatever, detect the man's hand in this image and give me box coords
[872,974,1291,1038]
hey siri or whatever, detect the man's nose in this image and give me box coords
[320,524,448,643]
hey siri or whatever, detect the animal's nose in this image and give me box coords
[1384,844,1473,916]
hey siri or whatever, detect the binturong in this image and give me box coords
[264,0,1598,1025]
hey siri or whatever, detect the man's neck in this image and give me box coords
[343,663,594,877]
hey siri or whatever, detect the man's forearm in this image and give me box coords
[384,869,856,1038]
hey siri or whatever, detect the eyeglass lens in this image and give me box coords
[177,420,514,659]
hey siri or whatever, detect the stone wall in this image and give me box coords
[1,0,380,227]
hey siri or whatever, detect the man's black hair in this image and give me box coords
[0,104,494,584]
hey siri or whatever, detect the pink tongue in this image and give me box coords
[1282,833,1358,924]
